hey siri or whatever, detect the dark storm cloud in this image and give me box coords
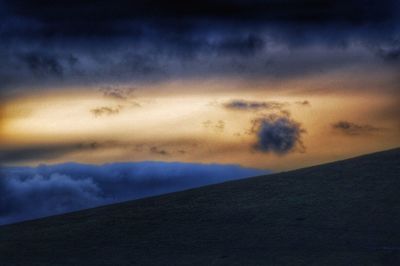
[332,120,382,136]
[0,0,398,92]
[224,100,285,111]
[0,161,269,225]
[251,115,305,154]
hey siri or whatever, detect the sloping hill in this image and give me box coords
[1,148,399,265]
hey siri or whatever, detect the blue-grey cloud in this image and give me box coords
[0,161,269,225]
[252,115,305,154]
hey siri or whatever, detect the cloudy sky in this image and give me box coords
[0,0,399,171]
[0,0,399,224]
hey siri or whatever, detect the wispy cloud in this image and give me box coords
[0,140,200,164]
[149,146,169,156]
[90,106,122,117]
[224,99,285,111]
[295,100,311,106]
[100,86,136,100]
[202,120,225,133]
[332,121,382,136]
[0,141,123,163]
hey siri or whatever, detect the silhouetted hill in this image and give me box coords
[1,148,399,265]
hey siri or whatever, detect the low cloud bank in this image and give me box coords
[0,162,269,225]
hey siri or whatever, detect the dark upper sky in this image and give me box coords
[0,0,399,94]
[5,0,399,29]
[2,0,399,46]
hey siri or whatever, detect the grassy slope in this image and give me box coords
[0,148,399,265]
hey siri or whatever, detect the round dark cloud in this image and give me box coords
[254,116,305,154]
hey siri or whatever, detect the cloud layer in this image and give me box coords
[0,0,398,94]
[0,161,269,225]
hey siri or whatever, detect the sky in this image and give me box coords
[1,0,399,172]
[0,0,399,224]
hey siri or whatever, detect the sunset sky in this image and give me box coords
[0,0,399,172]
[1,0,400,224]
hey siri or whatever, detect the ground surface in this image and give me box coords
[1,148,399,265]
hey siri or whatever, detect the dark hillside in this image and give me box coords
[1,148,399,265]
